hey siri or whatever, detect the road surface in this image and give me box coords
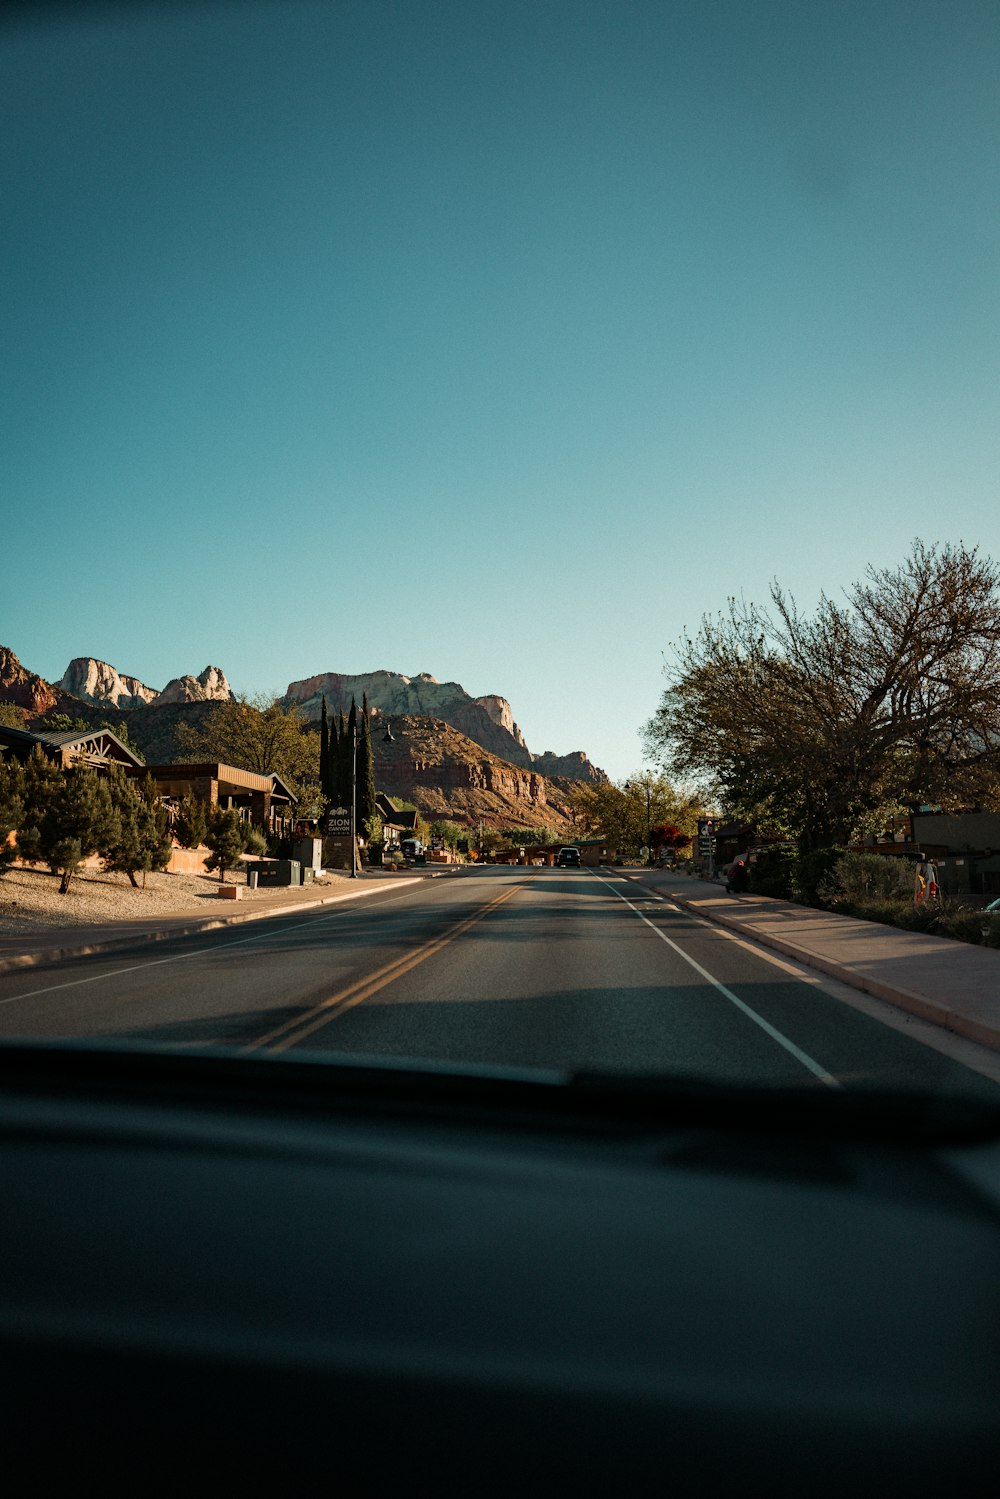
[1,866,998,1096]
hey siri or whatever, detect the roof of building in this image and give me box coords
[141,763,298,802]
[0,723,143,768]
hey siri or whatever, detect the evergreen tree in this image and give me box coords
[357,693,377,839]
[319,696,331,799]
[173,791,209,850]
[32,764,120,894]
[15,749,65,866]
[205,807,247,882]
[104,771,172,889]
[338,704,354,809]
[0,756,24,878]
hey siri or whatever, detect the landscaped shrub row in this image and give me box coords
[745,845,1000,948]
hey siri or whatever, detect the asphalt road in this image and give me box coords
[1,866,998,1097]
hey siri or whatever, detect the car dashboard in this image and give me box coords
[1,1044,998,1494]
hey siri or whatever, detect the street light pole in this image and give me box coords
[350,716,358,879]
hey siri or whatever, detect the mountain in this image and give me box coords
[374,716,579,832]
[58,658,233,709]
[285,668,605,783]
[0,646,57,715]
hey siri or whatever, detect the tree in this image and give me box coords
[644,541,1000,849]
[0,702,26,729]
[204,808,247,882]
[173,791,209,850]
[569,775,706,855]
[336,709,350,807]
[175,694,317,791]
[104,771,172,889]
[319,696,331,799]
[357,694,377,837]
[342,699,358,812]
[0,756,23,878]
[18,762,120,894]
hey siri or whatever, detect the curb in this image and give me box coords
[0,878,412,976]
[635,878,1000,1056]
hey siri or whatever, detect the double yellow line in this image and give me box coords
[244,882,522,1054]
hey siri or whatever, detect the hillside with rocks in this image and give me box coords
[0,644,595,830]
[373,716,579,832]
[286,668,605,784]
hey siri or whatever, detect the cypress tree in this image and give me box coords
[357,693,377,841]
[337,706,351,807]
[319,695,330,799]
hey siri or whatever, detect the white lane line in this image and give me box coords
[0,888,425,1006]
[592,873,841,1088]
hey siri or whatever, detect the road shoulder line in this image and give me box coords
[633,877,1000,1056]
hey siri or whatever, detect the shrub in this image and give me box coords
[241,826,269,858]
[748,847,796,899]
[828,851,913,903]
[791,846,849,907]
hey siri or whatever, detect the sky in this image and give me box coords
[3,0,999,780]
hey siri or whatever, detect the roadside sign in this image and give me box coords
[325,807,352,837]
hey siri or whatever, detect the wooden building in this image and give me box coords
[0,724,143,772]
[139,763,298,834]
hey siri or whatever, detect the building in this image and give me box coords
[0,723,143,772]
[909,811,1000,897]
[139,763,298,835]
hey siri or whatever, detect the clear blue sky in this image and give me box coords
[3,0,999,779]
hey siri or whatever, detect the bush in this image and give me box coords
[241,826,269,858]
[748,847,796,899]
[791,846,849,907]
[827,851,913,904]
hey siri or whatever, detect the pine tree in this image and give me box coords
[174,791,209,850]
[105,771,172,888]
[15,749,65,865]
[357,693,377,842]
[319,695,331,799]
[0,756,24,878]
[205,807,247,882]
[37,765,120,894]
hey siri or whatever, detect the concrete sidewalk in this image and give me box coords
[638,872,1000,1053]
[0,872,420,975]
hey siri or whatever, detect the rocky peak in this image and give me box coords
[474,694,528,751]
[157,666,233,705]
[0,645,57,715]
[59,657,158,710]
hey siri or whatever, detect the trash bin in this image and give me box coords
[247,869,259,890]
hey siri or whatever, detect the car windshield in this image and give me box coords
[3,0,1000,1112]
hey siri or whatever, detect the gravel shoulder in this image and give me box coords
[0,864,351,935]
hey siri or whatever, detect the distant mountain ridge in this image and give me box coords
[59,657,233,709]
[0,647,607,813]
[285,668,606,784]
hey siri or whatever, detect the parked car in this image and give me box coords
[556,847,581,867]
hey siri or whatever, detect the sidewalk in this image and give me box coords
[0,872,420,975]
[639,872,1000,1053]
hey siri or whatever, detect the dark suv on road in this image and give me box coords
[556,847,581,867]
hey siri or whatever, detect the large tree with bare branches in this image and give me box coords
[643,541,1000,848]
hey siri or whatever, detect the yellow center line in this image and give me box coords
[244,883,523,1054]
